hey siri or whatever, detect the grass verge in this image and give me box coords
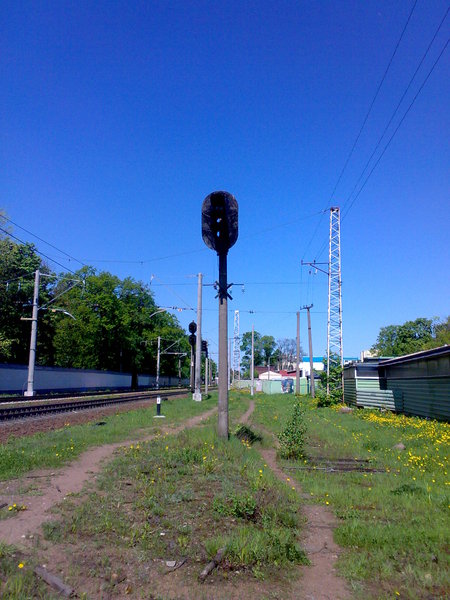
[0,393,227,481]
[3,397,307,598]
[252,392,450,600]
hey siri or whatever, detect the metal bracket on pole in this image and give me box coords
[214,281,233,301]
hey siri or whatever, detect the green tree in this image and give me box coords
[240,331,281,377]
[371,318,435,356]
[240,330,264,376]
[317,353,343,406]
[260,335,278,366]
[52,268,190,377]
[0,232,55,365]
[426,316,450,349]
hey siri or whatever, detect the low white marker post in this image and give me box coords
[154,395,166,419]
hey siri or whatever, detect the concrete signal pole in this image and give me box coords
[201,191,238,439]
[193,272,203,401]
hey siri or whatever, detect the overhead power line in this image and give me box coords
[342,35,449,221]
[2,217,87,267]
[0,227,79,275]
[328,0,418,204]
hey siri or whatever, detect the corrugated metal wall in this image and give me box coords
[344,378,357,406]
[344,357,449,421]
[356,378,395,410]
[386,377,449,420]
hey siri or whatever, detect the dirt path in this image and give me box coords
[238,399,255,425]
[238,400,350,598]
[0,406,217,546]
[260,446,351,600]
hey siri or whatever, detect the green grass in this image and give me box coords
[252,393,450,599]
[8,406,309,597]
[0,392,239,481]
[0,542,58,599]
[46,423,307,576]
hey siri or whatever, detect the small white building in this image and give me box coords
[258,370,283,380]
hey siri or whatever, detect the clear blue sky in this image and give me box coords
[1,0,449,362]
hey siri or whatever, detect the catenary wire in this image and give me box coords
[327,0,418,204]
[2,217,87,267]
[342,35,449,221]
[0,228,79,276]
[341,5,450,218]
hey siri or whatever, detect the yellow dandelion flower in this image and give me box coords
[18,563,24,569]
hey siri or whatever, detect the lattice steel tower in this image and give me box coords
[327,207,343,391]
[232,309,240,383]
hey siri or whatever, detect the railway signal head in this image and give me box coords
[189,321,197,334]
[201,340,208,356]
[202,191,238,255]
[189,333,196,347]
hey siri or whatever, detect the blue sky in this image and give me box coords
[1,0,449,362]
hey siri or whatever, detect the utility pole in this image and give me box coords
[156,335,161,389]
[299,305,315,396]
[24,269,40,397]
[306,305,315,397]
[228,337,231,390]
[232,309,240,384]
[250,324,254,396]
[296,311,300,395]
[205,356,208,395]
[193,273,203,401]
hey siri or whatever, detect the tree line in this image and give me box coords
[0,225,193,379]
[239,331,303,377]
[371,317,449,357]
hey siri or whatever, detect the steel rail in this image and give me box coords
[0,389,191,422]
[0,387,187,404]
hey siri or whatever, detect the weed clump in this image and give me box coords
[316,388,342,407]
[234,425,262,445]
[277,401,307,460]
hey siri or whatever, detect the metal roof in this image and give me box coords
[379,345,450,367]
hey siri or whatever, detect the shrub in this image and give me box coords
[277,401,307,459]
[316,388,342,407]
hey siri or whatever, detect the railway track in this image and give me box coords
[0,388,191,422]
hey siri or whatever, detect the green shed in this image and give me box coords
[379,346,450,421]
[344,359,395,410]
[344,346,450,422]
